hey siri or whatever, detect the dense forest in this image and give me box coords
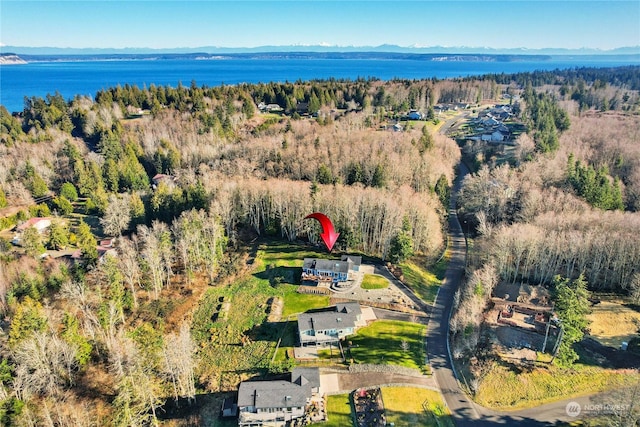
[1,66,639,425]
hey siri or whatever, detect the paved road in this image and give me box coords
[427,161,487,426]
[424,134,617,425]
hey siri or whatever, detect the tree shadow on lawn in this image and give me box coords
[253,266,302,286]
[246,320,298,346]
[578,337,640,369]
[258,240,330,263]
[157,391,247,426]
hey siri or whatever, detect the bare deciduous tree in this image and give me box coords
[162,322,196,404]
[12,332,77,400]
[117,237,142,307]
[100,194,131,236]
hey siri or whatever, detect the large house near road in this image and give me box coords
[302,255,361,284]
[236,367,323,426]
[298,302,364,347]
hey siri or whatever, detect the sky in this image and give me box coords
[1,1,639,50]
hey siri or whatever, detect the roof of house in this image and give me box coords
[341,255,362,267]
[238,380,309,409]
[298,303,361,332]
[291,367,320,391]
[17,217,51,231]
[335,302,362,315]
[97,246,117,259]
[303,258,350,274]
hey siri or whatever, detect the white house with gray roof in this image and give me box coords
[237,368,322,426]
[297,302,364,347]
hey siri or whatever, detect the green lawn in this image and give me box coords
[400,260,443,305]
[191,240,335,387]
[322,394,353,426]
[349,320,426,371]
[281,286,329,319]
[322,388,453,427]
[360,274,389,290]
[382,387,454,427]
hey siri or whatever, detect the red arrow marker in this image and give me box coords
[305,212,340,252]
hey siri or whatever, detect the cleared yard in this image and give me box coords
[322,388,453,427]
[349,320,426,371]
[382,387,453,427]
[323,394,353,426]
[587,300,640,348]
[281,287,329,319]
[360,274,389,290]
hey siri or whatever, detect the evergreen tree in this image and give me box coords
[0,185,7,208]
[317,164,333,185]
[8,296,47,347]
[48,221,69,250]
[60,182,78,201]
[53,195,74,215]
[388,218,414,263]
[371,164,386,188]
[418,125,434,153]
[77,220,98,265]
[435,174,450,207]
[552,275,590,367]
[22,227,45,257]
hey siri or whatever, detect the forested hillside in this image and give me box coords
[1,66,639,424]
[451,69,640,369]
[0,77,464,424]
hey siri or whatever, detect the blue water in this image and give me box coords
[1,57,638,113]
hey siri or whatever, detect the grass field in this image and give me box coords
[281,288,329,318]
[587,300,640,348]
[383,387,454,427]
[400,260,443,305]
[322,388,453,427]
[191,240,333,389]
[323,394,353,426]
[360,274,389,290]
[349,320,426,371]
[475,361,640,410]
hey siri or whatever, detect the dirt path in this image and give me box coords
[321,370,438,394]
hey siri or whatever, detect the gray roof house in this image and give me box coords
[298,302,364,347]
[302,255,361,284]
[237,368,323,426]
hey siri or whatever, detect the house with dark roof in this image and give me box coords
[237,367,323,426]
[297,302,364,347]
[302,255,361,284]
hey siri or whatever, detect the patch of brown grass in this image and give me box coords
[587,300,640,348]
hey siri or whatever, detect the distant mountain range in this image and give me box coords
[2,44,639,56]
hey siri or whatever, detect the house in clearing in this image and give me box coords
[151,173,175,188]
[16,217,52,233]
[297,302,364,347]
[302,255,361,284]
[237,367,323,426]
[481,131,505,143]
